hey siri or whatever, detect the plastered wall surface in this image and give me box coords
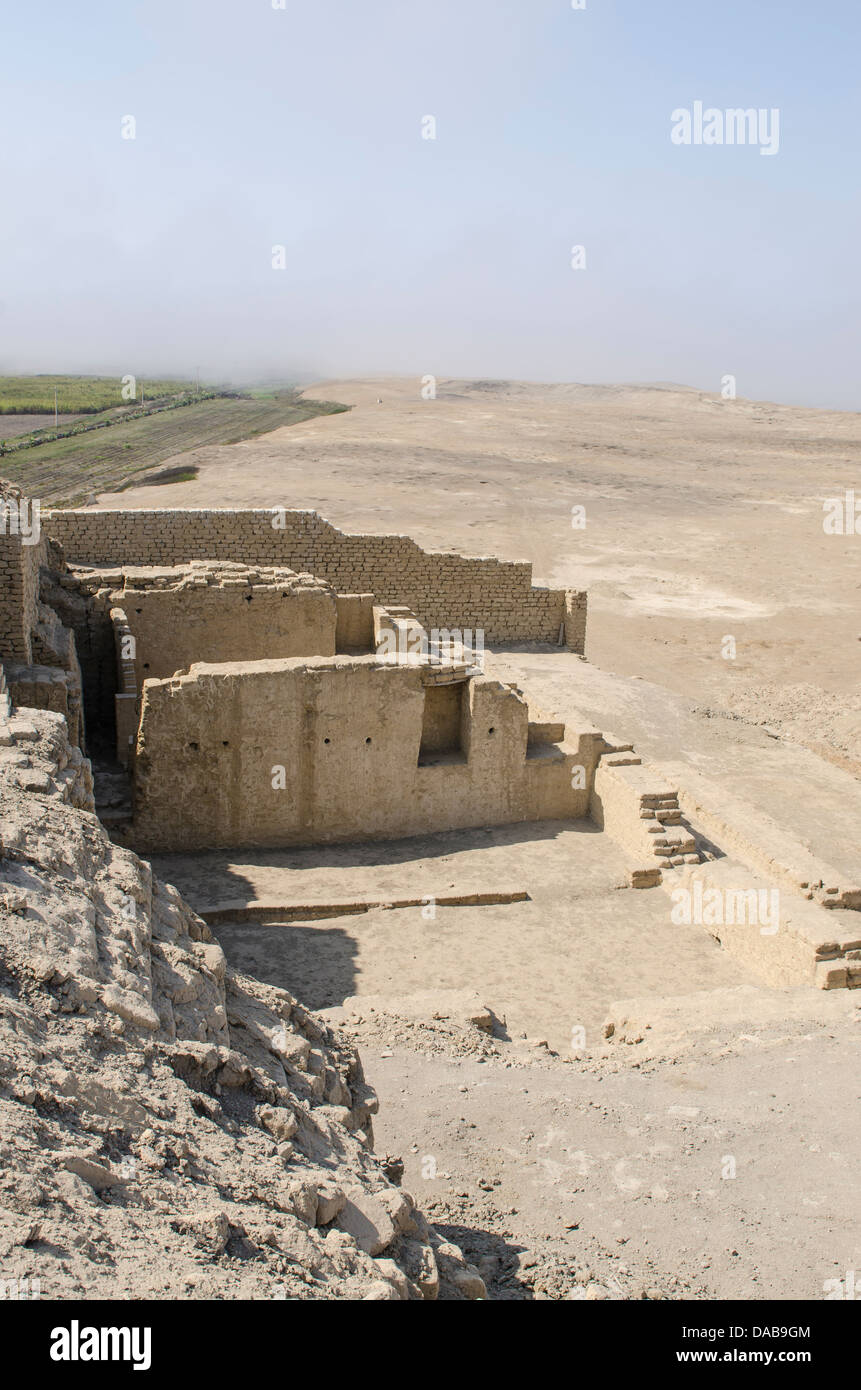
[48,561,339,742]
[130,657,591,851]
[45,508,585,646]
[113,569,337,684]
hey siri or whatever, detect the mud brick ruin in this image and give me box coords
[2,484,860,994]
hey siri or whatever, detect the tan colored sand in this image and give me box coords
[151,821,753,1047]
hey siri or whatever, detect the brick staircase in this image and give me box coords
[591,750,702,886]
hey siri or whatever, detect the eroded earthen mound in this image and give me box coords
[0,711,485,1300]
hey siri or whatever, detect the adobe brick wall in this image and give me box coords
[44,507,585,647]
[0,486,44,664]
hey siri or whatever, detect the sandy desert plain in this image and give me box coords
[69,376,859,1301]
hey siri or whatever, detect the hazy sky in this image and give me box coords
[3,0,859,407]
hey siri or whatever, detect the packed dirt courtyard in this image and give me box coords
[149,822,752,1047]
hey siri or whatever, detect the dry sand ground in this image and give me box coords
[100,378,861,1299]
[150,824,752,1048]
[361,1007,860,1301]
[485,648,861,883]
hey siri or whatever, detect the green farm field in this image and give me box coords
[0,389,349,504]
[0,374,196,415]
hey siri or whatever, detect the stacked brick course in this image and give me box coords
[0,483,44,663]
[44,508,586,648]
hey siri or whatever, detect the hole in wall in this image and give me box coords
[324,737,331,745]
[418,682,467,765]
[222,740,229,747]
[365,737,372,745]
[488,726,496,735]
[189,742,199,751]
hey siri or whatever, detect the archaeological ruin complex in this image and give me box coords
[2,482,860,999]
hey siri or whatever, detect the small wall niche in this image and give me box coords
[418,682,467,766]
